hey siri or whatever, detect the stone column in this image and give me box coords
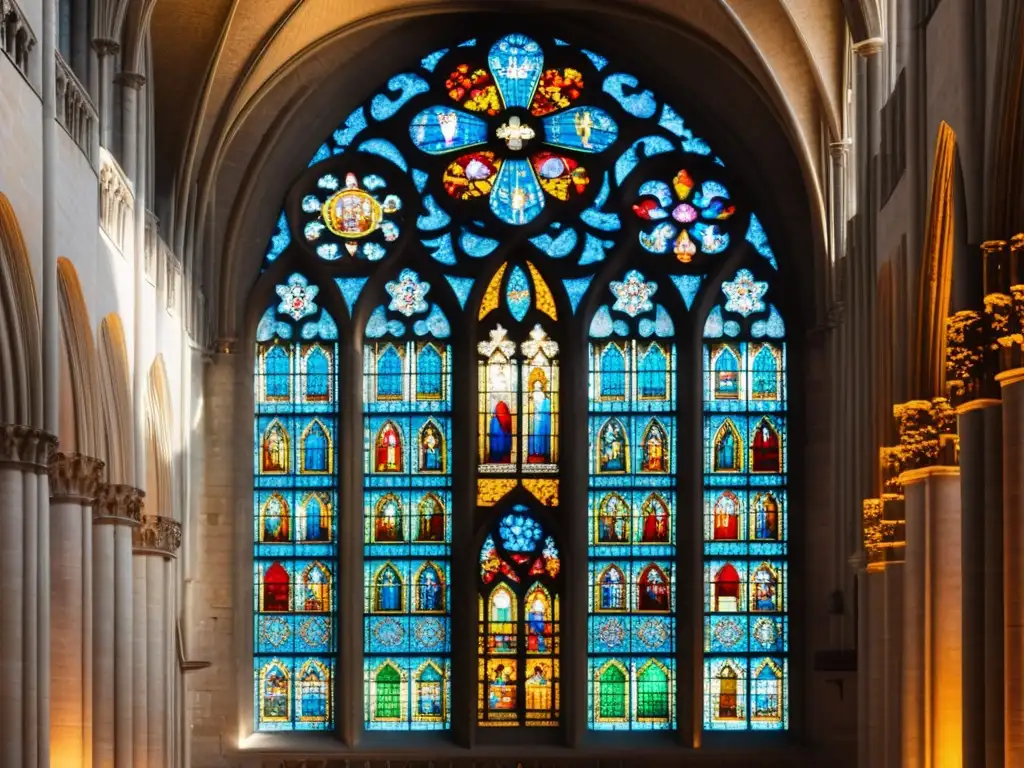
[895,399,962,768]
[132,515,181,768]
[91,40,119,149]
[861,499,886,768]
[1001,369,1024,765]
[881,446,907,768]
[0,426,57,768]
[49,453,105,767]
[93,484,142,768]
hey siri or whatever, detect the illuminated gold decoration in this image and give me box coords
[526,261,557,321]
[879,446,906,498]
[913,121,956,399]
[862,499,883,570]
[479,263,508,320]
[522,478,559,507]
[477,478,517,506]
[893,397,958,472]
[945,310,988,405]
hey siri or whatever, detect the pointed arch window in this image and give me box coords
[364,269,452,730]
[253,274,338,731]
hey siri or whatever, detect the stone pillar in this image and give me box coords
[91,40,119,149]
[93,484,142,768]
[1001,369,1024,765]
[49,453,104,767]
[895,399,962,768]
[881,447,907,768]
[0,426,57,768]
[861,499,886,768]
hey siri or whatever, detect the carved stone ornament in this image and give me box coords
[945,310,990,403]
[132,514,182,557]
[49,452,105,502]
[862,498,884,568]
[893,397,958,470]
[0,423,58,470]
[879,445,906,497]
[94,483,144,526]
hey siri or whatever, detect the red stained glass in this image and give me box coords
[443,151,501,200]
[529,152,589,202]
[530,68,585,116]
[446,63,501,115]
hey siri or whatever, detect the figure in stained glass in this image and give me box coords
[526,664,552,711]
[375,565,403,612]
[415,664,445,718]
[302,421,329,472]
[754,493,779,540]
[752,419,780,473]
[713,422,739,472]
[416,563,445,612]
[525,587,551,652]
[301,563,331,611]
[640,494,670,543]
[262,494,290,542]
[488,661,516,711]
[417,494,445,541]
[597,493,629,543]
[638,565,669,612]
[714,347,740,399]
[263,562,290,612]
[488,585,516,653]
[713,491,740,541]
[640,420,667,473]
[598,419,627,472]
[375,421,403,472]
[598,566,626,611]
[262,421,289,473]
[374,494,404,542]
[419,421,444,472]
[298,661,329,720]
[752,565,778,612]
[489,401,513,463]
[527,376,552,463]
[261,662,290,720]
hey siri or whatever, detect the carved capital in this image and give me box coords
[829,139,852,162]
[852,37,884,57]
[132,514,182,557]
[893,397,958,471]
[94,483,144,526]
[0,424,58,469]
[879,445,906,496]
[91,38,120,56]
[49,453,105,502]
[863,498,884,568]
[115,71,146,90]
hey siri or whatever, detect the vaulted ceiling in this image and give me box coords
[145,0,850,339]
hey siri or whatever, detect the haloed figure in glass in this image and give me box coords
[599,420,627,472]
[376,422,403,472]
[420,423,443,471]
[527,375,552,464]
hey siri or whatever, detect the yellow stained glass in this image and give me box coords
[526,261,557,320]
[477,478,518,506]
[479,262,508,320]
[522,478,559,507]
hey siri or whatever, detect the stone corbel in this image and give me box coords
[132,514,182,557]
[48,452,105,504]
[93,483,144,526]
[0,423,58,471]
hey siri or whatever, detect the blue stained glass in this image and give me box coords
[422,234,456,265]
[364,243,387,261]
[542,107,619,153]
[367,306,405,338]
[655,306,674,338]
[638,180,673,208]
[371,74,430,121]
[458,38,477,47]
[715,157,725,166]
[444,275,474,308]
[409,107,488,154]
[724,321,741,337]
[265,211,291,264]
[363,175,387,191]
[264,347,290,399]
[488,34,542,109]
[639,319,655,338]
[418,195,451,231]
[590,305,613,337]
[704,306,724,338]
[412,169,429,192]
[301,310,338,340]
[333,107,367,151]
[693,223,729,254]
[377,346,403,397]
[460,228,499,257]
[420,48,448,72]
[600,344,626,397]
[638,346,666,398]
[490,158,544,225]
[746,214,779,269]
[658,104,685,137]
[257,307,292,342]
[602,73,657,118]
[530,226,578,258]
[417,345,442,396]
[580,173,621,231]
[683,137,712,155]
[357,139,408,171]
[582,48,608,71]
[615,136,675,185]
[498,510,542,552]
[336,278,369,316]
[316,243,339,260]
[613,320,630,337]
[554,38,569,46]
[414,305,451,338]
[308,143,330,167]
[564,276,593,314]
[505,265,532,322]
[670,275,702,310]
[580,233,614,265]
[750,306,786,339]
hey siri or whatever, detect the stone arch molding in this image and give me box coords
[0,192,42,428]
[97,313,134,483]
[57,257,103,460]
[146,354,175,517]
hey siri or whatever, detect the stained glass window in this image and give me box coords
[588,272,676,730]
[253,273,338,731]
[254,28,792,741]
[702,268,789,731]
[478,506,561,726]
[364,269,452,730]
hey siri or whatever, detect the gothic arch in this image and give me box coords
[146,355,175,516]
[56,257,102,458]
[0,192,41,427]
[97,313,133,483]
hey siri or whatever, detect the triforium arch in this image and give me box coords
[147,355,175,516]
[238,25,807,751]
[56,257,102,460]
[97,313,134,484]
